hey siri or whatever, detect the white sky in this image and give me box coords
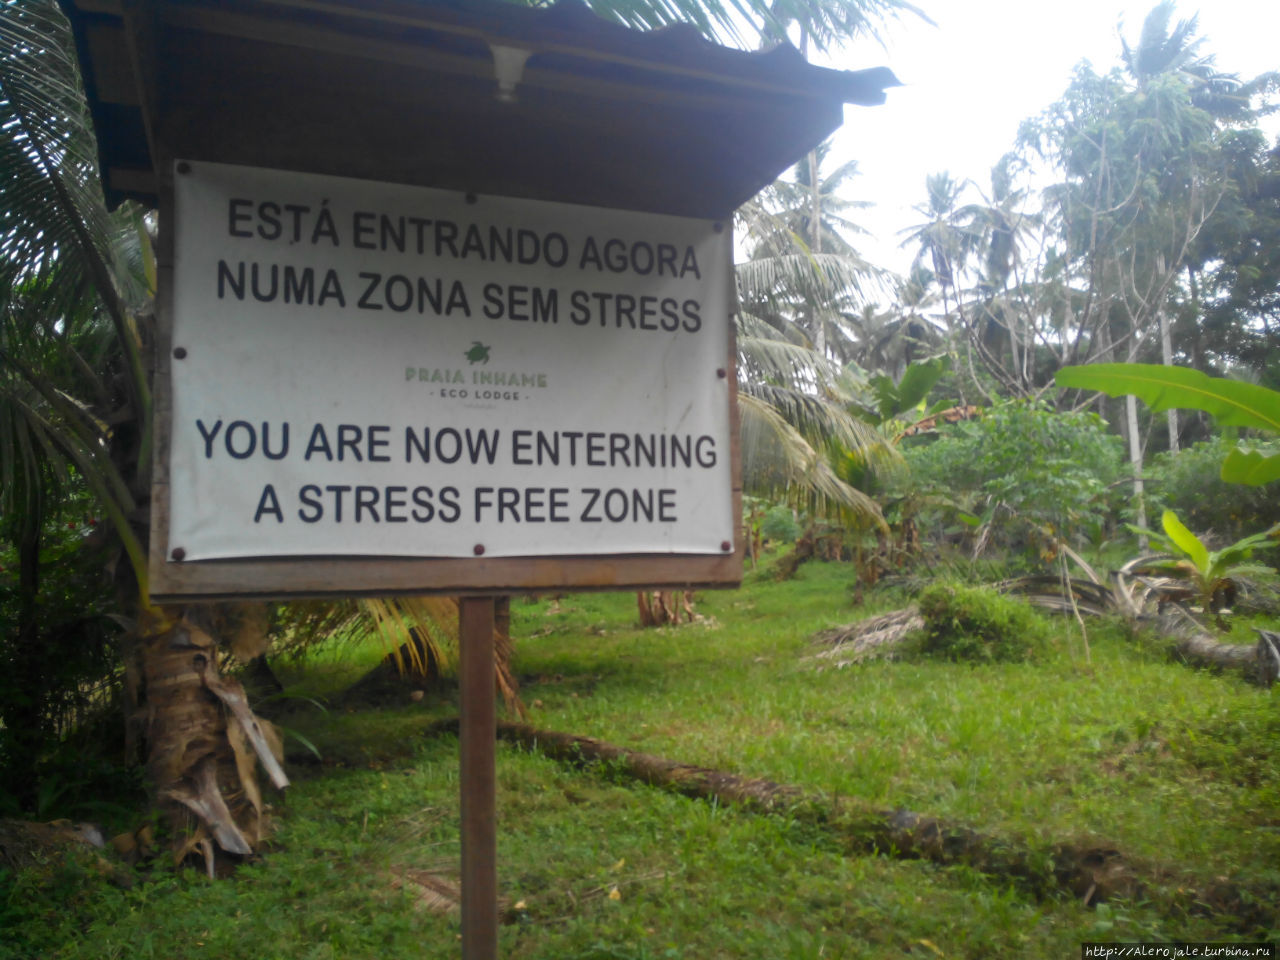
[813,0,1280,285]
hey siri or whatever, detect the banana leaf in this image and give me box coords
[1056,364,1280,486]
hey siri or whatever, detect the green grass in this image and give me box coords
[511,567,1279,876]
[5,553,1279,959]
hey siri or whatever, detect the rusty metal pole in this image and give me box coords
[459,596,498,960]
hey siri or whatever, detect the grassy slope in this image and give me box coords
[5,556,1278,959]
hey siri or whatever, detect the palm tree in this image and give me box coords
[900,172,978,300]
[959,154,1046,396]
[735,176,892,526]
[1117,0,1270,123]
[738,142,889,360]
[0,1,149,798]
[844,280,944,384]
[898,171,996,402]
[0,0,292,869]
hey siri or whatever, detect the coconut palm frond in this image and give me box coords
[356,597,523,715]
[267,599,364,659]
[575,0,923,50]
[737,314,828,381]
[737,251,887,308]
[739,392,885,527]
[360,596,458,678]
[0,0,151,570]
[738,304,814,346]
[0,4,119,307]
[743,378,889,462]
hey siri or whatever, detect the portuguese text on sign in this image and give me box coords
[168,161,735,560]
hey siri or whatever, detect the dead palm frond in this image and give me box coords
[359,597,524,716]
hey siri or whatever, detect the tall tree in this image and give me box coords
[1114,0,1267,450]
[1021,4,1280,526]
[735,172,890,524]
[1019,5,1276,391]
[960,154,1046,397]
[1188,131,1280,388]
[740,141,886,366]
[899,171,990,401]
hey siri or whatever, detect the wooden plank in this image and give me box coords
[119,0,166,179]
[70,0,124,13]
[157,4,829,116]
[147,186,176,604]
[149,550,742,602]
[157,4,494,90]
[146,20,825,218]
[104,166,157,195]
[458,597,498,960]
[249,0,855,101]
[83,21,138,105]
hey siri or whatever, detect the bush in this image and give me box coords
[760,505,801,544]
[902,401,1126,555]
[1146,437,1280,543]
[913,582,1052,663]
[0,504,122,816]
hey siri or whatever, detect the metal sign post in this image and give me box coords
[459,597,498,960]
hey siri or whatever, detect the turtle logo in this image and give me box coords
[464,341,491,365]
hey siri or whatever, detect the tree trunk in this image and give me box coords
[1125,394,1147,541]
[425,719,1138,905]
[1257,631,1280,688]
[637,590,694,627]
[1173,628,1279,687]
[135,608,287,875]
[1158,307,1179,452]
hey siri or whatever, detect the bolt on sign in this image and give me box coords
[166,160,736,571]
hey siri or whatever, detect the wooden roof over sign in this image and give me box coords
[60,0,898,218]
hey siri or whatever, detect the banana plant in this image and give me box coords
[1056,363,1280,485]
[1127,509,1280,616]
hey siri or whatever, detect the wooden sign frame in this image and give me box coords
[148,183,743,603]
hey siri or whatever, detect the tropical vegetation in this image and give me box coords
[2,0,1280,953]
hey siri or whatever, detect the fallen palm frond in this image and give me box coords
[332,597,524,716]
[997,577,1116,617]
[361,596,458,680]
[809,606,922,666]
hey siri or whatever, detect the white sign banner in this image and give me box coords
[169,161,735,560]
